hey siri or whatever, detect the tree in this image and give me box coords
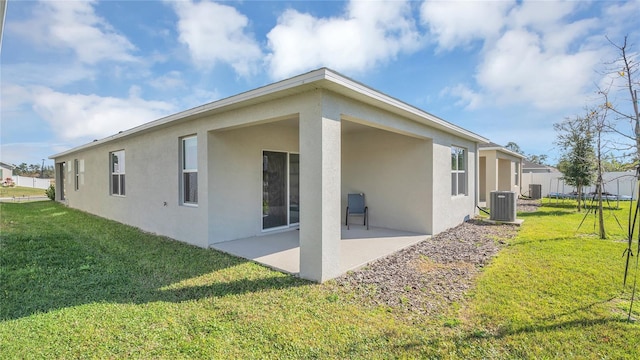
[587,105,611,239]
[27,164,40,175]
[12,163,54,178]
[505,141,524,155]
[596,35,640,321]
[504,141,549,165]
[14,163,28,175]
[599,35,639,163]
[527,154,548,165]
[600,153,634,171]
[554,115,596,212]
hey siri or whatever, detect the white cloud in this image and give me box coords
[1,63,95,88]
[422,0,606,110]
[506,0,577,31]
[442,84,483,110]
[420,0,514,51]
[8,0,137,64]
[1,84,32,112]
[149,71,186,91]
[474,29,602,109]
[30,87,175,141]
[170,0,262,76]
[266,0,422,79]
[603,0,640,38]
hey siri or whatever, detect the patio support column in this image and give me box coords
[299,91,342,282]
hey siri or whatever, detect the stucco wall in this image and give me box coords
[479,157,487,202]
[53,87,481,252]
[431,137,478,234]
[208,120,299,243]
[54,124,210,247]
[342,125,432,234]
[498,158,512,191]
[0,165,13,179]
[480,149,522,206]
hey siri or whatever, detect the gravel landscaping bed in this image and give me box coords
[330,200,537,317]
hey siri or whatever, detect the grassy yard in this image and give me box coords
[1,200,638,358]
[0,186,48,198]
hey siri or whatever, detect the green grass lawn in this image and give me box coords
[1,200,638,358]
[0,186,48,198]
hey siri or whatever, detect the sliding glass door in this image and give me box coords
[289,154,299,224]
[262,151,299,230]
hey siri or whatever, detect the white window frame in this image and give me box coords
[180,135,198,206]
[451,146,467,196]
[110,150,126,196]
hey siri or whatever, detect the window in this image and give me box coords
[514,161,520,186]
[74,159,79,190]
[451,146,467,196]
[181,136,197,204]
[110,150,125,196]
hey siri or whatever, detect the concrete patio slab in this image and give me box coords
[211,226,429,279]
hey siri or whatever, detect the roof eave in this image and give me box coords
[50,68,488,159]
[479,147,525,159]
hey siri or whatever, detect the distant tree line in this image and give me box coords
[12,163,55,178]
[503,141,550,166]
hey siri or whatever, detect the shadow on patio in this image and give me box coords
[211,226,429,278]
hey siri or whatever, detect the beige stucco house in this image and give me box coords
[479,143,524,207]
[522,159,558,174]
[50,68,488,282]
[1,161,15,182]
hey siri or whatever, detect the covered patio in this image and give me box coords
[212,225,428,276]
[207,104,434,282]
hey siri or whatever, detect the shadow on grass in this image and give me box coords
[539,296,620,321]
[518,210,573,218]
[0,202,310,321]
[466,317,630,341]
[542,201,624,211]
[508,236,575,246]
[465,295,632,341]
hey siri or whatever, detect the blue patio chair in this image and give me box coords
[346,193,368,230]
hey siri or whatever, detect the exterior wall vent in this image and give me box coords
[490,191,516,222]
[529,184,542,200]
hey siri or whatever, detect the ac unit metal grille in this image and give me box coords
[490,191,516,222]
[529,184,542,200]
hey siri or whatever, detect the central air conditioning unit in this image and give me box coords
[529,184,542,200]
[490,191,516,222]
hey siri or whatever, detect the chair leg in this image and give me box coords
[365,208,369,230]
[345,207,349,229]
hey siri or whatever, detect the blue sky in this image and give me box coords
[1,0,639,167]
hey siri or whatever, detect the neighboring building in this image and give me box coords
[478,143,524,207]
[522,159,558,173]
[50,68,488,282]
[0,161,15,184]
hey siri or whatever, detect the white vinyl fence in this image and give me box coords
[12,176,53,189]
[521,171,638,200]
